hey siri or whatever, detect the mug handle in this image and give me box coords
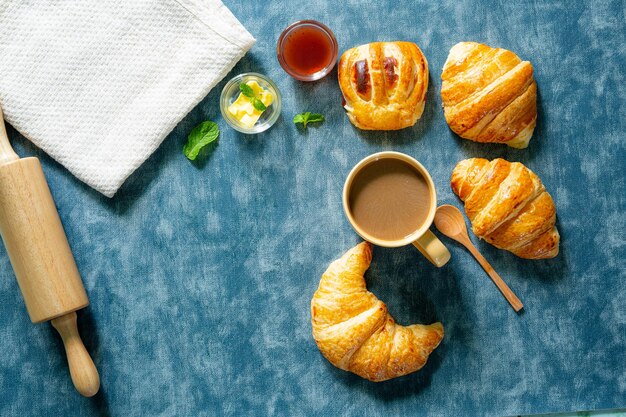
[412,230,451,267]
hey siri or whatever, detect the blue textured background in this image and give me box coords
[1,1,624,416]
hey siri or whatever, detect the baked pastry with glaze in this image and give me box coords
[311,242,443,382]
[451,158,559,259]
[441,42,537,148]
[338,41,429,130]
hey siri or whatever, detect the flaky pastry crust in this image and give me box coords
[451,158,559,259]
[338,42,428,130]
[311,242,443,382]
[442,42,537,148]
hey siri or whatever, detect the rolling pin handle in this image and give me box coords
[51,312,100,397]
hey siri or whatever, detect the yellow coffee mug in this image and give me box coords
[342,151,451,267]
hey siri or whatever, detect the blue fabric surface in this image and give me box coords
[0,1,624,416]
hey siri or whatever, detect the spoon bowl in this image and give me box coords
[434,204,470,242]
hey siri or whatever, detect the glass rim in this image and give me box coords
[219,72,282,134]
[276,20,338,82]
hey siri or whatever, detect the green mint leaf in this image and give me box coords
[239,83,254,98]
[306,113,324,124]
[293,112,324,129]
[293,113,306,125]
[300,112,312,128]
[252,98,267,112]
[239,83,268,112]
[183,121,219,161]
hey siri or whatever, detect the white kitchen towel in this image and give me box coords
[0,0,255,197]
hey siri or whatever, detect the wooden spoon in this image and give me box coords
[434,205,523,312]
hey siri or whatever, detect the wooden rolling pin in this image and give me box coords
[0,106,99,397]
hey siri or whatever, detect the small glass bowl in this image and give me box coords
[220,73,282,134]
[276,20,338,82]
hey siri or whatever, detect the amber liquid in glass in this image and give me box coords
[282,26,333,75]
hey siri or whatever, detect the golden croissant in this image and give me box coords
[441,42,537,148]
[338,41,428,130]
[451,158,559,259]
[311,242,443,382]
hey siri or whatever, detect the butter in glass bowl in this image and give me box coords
[220,73,282,134]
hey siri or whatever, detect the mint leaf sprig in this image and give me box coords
[183,121,219,161]
[293,112,325,129]
[239,83,267,112]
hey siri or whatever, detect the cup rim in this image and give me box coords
[342,151,438,247]
[276,20,338,82]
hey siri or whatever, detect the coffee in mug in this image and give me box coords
[343,152,450,267]
[348,157,432,241]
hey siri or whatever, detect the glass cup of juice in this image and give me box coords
[276,20,338,81]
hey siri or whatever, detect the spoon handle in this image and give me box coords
[463,241,524,312]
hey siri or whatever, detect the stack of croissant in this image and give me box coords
[312,39,560,383]
[337,39,559,258]
[338,40,538,150]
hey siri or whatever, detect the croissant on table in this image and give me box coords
[311,242,443,382]
[441,42,537,149]
[338,41,429,130]
[451,158,559,259]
